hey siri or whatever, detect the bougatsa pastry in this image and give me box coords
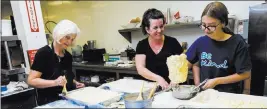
[166,54,188,84]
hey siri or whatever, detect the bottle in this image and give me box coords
[166,8,172,24]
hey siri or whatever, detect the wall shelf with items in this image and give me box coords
[118,20,201,43]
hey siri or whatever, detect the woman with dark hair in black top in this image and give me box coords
[135,8,183,89]
[186,2,252,94]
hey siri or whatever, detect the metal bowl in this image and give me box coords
[123,91,152,108]
[172,85,199,100]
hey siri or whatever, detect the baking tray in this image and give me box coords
[59,87,123,106]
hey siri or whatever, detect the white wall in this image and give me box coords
[41,1,94,47]
[41,1,264,53]
[89,1,264,52]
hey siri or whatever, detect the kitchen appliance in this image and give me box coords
[83,48,106,63]
[87,40,96,49]
[1,36,27,86]
[1,36,26,77]
[125,46,136,61]
[248,2,267,96]
[120,46,136,61]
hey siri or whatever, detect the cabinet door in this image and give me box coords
[250,60,267,96]
[1,89,36,109]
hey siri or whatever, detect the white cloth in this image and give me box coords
[99,79,155,93]
[1,81,29,95]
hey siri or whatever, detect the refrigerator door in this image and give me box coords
[248,3,267,96]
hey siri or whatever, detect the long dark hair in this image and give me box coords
[141,8,165,35]
[201,2,234,35]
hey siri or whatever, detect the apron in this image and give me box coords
[36,43,75,106]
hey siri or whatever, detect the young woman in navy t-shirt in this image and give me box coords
[186,2,252,94]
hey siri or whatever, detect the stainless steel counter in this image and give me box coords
[72,62,137,75]
[72,62,193,83]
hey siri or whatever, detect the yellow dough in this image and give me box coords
[166,54,188,84]
[191,89,267,108]
[66,87,121,105]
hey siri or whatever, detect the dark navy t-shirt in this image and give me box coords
[186,34,252,93]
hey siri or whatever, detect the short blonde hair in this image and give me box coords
[52,19,80,43]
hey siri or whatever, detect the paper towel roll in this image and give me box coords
[1,20,13,36]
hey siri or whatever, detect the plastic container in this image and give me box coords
[91,75,100,83]
[1,86,8,92]
[103,53,109,62]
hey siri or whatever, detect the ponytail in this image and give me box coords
[222,27,234,35]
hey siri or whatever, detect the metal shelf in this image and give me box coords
[1,68,25,76]
[118,21,201,43]
[1,35,19,41]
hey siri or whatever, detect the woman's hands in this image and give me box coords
[75,81,85,88]
[155,76,169,90]
[54,76,67,87]
[202,78,220,89]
